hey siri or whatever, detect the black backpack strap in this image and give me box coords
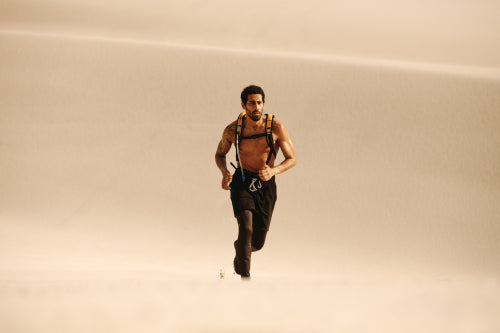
[265,114,277,164]
[235,112,276,169]
[235,112,246,181]
[235,111,246,162]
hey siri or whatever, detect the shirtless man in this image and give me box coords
[215,85,297,279]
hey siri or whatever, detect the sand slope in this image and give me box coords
[1,2,500,331]
[2,31,500,278]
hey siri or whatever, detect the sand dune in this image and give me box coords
[2,30,499,276]
[1,2,500,332]
[1,0,500,67]
[3,29,500,80]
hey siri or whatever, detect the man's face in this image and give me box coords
[242,94,264,121]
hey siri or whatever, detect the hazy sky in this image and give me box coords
[1,0,499,67]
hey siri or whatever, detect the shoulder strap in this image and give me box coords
[265,114,277,164]
[266,113,273,135]
[236,111,246,139]
[235,112,246,163]
[235,112,277,167]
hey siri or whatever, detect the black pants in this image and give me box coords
[234,210,270,277]
[230,169,277,277]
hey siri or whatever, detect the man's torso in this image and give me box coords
[235,120,279,172]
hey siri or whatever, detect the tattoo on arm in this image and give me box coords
[216,123,236,156]
[215,123,237,174]
[225,123,236,141]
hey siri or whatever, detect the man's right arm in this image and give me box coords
[215,122,236,190]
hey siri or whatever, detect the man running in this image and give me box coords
[215,85,297,279]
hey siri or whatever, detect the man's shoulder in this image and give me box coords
[223,121,237,140]
[271,117,286,132]
[225,120,237,131]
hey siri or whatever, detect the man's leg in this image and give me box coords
[234,210,252,278]
[251,214,269,252]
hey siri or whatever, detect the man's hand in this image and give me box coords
[221,170,232,190]
[259,165,276,181]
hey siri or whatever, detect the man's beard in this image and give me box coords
[249,111,262,121]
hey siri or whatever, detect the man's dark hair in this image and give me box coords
[241,85,265,105]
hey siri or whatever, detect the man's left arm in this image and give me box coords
[259,119,297,181]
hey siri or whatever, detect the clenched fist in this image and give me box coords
[258,165,276,181]
[221,171,232,190]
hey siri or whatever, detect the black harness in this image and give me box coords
[234,113,277,181]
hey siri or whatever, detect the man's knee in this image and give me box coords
[252,232,268,251]
[236,210,252,223]
[242,224,252,236]
[252,242,264,251]
[237,210,253,236]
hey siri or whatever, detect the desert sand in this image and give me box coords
[1,1,500,332]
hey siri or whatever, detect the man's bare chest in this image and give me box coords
[239,136,270,154]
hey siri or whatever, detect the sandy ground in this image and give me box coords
[1,275,499,333]
[1,1,500,332]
